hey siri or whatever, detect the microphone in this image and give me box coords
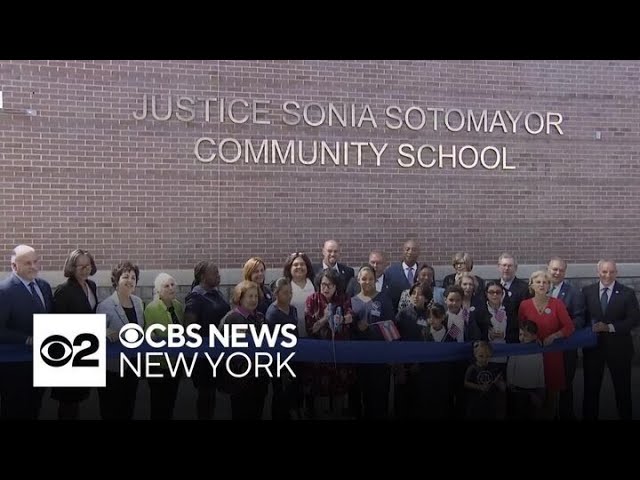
[335,306,343,328]
[327,302,335,330]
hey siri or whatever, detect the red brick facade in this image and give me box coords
[1,60,638,272]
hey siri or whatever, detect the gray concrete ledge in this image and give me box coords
[2,263,638,288]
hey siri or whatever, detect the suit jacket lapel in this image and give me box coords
[111,292,129,327]
[559,282,568,300]
[607,281,623,312]
[134,297,144,326]
[39,279,52,312]
[588,283,602,319]
[12,274,44,312]
[70,279,92,311]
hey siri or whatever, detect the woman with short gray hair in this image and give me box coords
[143,272,184,420]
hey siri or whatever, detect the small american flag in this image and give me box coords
[448,323,461,339]
[462,308,469,324]
[494,308,506,323]
[378,320,401,342]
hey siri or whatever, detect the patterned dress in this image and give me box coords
[305,293,354,396]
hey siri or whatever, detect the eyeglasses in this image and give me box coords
[76,264,92,269]
[320,282,335,289]
[487,290,502,295]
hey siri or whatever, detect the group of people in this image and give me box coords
[0,240,638,420]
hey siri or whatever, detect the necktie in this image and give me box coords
[600,287,609,314]
[167,305,180,324]
[549,285,556,298]
[29,282,46,312]
[407,267,414,284]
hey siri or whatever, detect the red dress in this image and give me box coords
[304,293,355,396]
[517,297,575,391]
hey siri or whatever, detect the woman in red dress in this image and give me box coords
[517,270,575,415]
[305,268,354,418]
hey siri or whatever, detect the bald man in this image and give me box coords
[384,239,421,314]
[312,239,355,291]
[0,245,54,419]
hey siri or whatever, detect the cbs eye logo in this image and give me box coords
[118,323,145,348]
[39,333,100,368]
[33,314,107,388]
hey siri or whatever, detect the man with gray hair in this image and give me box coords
[346,250,390,297]
[582,259,639,420]
[0,244,54,419]
[547,256,585,420]
[496,252,529,314]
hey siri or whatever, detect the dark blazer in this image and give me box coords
[384,262,416,313]
[582,281,640,358]
[53,278,98,314]
[312,262,355,291]
[556,281,586,329]
[477,298,519,344]
[0,273,54,343]
[501,277,530,314]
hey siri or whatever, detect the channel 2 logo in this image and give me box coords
[33,314,107,387]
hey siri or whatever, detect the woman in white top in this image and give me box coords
[281,251,316,418]
[283,252,316,338]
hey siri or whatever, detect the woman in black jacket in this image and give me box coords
[51,248,99,420]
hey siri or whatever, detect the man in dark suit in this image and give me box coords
[582,259,639,420]
[384,239,421,314]
[346,250,391,297]
[497,252,530,315]
[312,239,354,292]
[547,256,585,420]
[0,244,54,419]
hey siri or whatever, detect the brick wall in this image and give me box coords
[1,60,639,273]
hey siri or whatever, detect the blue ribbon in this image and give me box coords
[0,328,597,364]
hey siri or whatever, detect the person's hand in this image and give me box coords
[357,319,368,332]
[343,313,353,325]
[592,322,609,333]
[543,334,558,346]
[312,319,326,334]
[493,329,505,340]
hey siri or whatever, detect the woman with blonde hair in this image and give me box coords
[517,270,575,417]
[242,257,274,315]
